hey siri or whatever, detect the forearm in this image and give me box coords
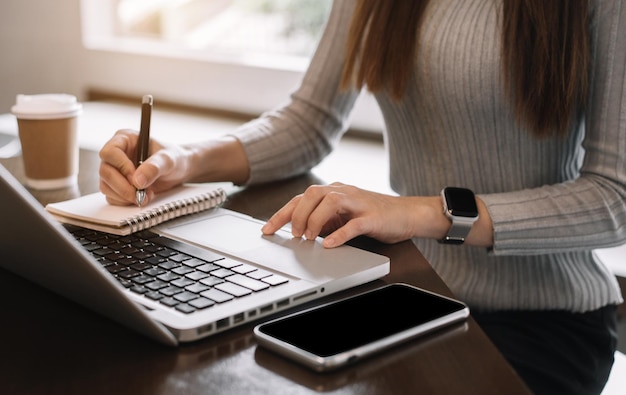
[184,136,250,185]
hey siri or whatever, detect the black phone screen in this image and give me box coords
[256,284,467,357]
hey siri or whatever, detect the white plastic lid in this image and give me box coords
[11,94,83,120]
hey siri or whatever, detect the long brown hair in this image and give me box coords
[340,0,590,138]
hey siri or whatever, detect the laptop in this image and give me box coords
[0,163,389,346]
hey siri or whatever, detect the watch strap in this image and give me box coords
[439,219,475,244]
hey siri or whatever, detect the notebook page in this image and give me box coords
[45,184,229,231]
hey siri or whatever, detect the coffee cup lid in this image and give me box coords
[11,94,83,120]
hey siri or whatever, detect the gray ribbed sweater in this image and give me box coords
[233,0,626,312]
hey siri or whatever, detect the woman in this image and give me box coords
[99,1,625,393]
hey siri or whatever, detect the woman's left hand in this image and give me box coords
[261,182,445,248]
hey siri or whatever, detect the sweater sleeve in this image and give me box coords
[232,0,361,185]
[483,0,626,255]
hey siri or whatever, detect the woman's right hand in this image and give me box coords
[98,129,193,206]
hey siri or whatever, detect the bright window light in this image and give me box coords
[113,0,331,67]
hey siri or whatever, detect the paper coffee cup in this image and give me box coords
[11,94,82,190]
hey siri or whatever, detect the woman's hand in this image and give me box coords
[98,129,193,206]
[261,182,447,248]
[99,129,250,206]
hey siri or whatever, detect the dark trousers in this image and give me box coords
[473,305,618,395]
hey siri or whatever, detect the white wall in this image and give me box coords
[0,0,85,112]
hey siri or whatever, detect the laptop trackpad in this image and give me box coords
[159,213,380,281]
[165,213,268,254]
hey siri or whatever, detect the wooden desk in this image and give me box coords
[0,149,530,394]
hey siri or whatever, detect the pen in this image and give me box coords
[135,94,153,207]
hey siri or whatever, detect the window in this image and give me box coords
[80,0,383,132]
[116,0,332,62]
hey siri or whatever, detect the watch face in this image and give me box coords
[444,187,478,218]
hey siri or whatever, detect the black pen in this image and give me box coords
[135,94,153,207]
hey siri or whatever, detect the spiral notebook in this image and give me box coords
[45,184,228,235]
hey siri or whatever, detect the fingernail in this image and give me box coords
[323,237,336,248]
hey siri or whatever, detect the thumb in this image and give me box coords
[133,157,162,189]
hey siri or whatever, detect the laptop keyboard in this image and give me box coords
[65,224,289,314]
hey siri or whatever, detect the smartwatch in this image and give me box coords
[439,187,479,245]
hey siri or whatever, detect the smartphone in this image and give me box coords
[253,283,469,372]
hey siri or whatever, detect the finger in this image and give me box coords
[99,178,133,206]
[99,131,138,180]
[261,195,301,235]
[290,185,332,237]
[302,190,348,240]
[99,161,137,205]
[322,218,370,248]
[135,148,175,188]
[134,159,159,190]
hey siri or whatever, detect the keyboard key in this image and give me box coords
[185,271,209,281]
[145,267,166,277]
[176,304,196,314]
[262,275,289,286]
[171,278,195,288]
[117,278,134,288]
[215,282,252,297]
[131,263,152,272]
[199,276,224,287]
[182,258,206,268]
[172,266,195,275]
[214,258,240,268]
[118,269,140,279]
[93,248,112,257]
[185,283,210,294]
[145,291,163,301]
[130,285,148,294]
[132,240,153,249]
[197,263,220,273]
[201,288,234,303]
[159,297,179,307]
[145,280,168,290]
[118,257,139,266]
[210,268,235,278]
[106,264,127,274]
[227,274,270,292]
[145,256,167,265]
[157,272,181,282]
[231,264,256,274]
[174,291,199,303]
[102,239,123,247]
[106,253,127,261]
[143,244,163,253]
[121,246,140,255]
[168,253,191,262]
[189,297,214,309]
[160,285,183,297]
[98,258,115,268]
[246,269,272,279]
[158,260,181,270]
[132,274,154,285]
[83,243,101,252]
[156,249,178,258]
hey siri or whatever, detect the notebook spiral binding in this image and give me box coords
[124,188,227,234]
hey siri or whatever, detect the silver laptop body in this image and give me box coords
[0,164,390,345]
